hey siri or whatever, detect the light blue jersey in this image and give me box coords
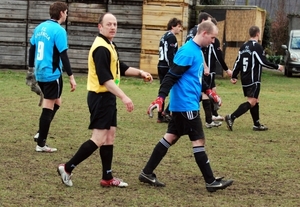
[169,40,204,112]
[30,20,68,82]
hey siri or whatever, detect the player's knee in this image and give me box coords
[192,139,205,147]
[247,98,257,107]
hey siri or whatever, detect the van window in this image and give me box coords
[291,37,300,49]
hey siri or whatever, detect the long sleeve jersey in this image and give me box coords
[232,40,279,86]
[158,31,178,68]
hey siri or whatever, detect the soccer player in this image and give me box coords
[202,18,233,121]
[157,18,182,123]
[186,12,228,128]
[139,21,233,192]
[225,26,284,131]
[27,1,76,152]
[57,12,153,187]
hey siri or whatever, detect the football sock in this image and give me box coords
[143,138,171,174]
[231,102,251,120]
[164,103,170,114]
[250,103,260,126]
[36,104,59,135]
[210,99,218,116]
[37,108,53,147]
[100,145,114,180]
[202,99,213,123]
[158,101,166,119]
[193,146,215,184]
[65,139,98,173]
[158,112,163,120]
[52,103,60,120]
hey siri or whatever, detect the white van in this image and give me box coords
[282,30,300,77]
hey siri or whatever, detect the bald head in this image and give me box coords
[98,12,117,41]
[194,21,218,47]
[197,21,217,35]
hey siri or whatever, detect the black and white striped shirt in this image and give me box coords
[232,40,279,86]
[158,31,178,69]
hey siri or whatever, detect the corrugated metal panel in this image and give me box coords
[234,0,300,18]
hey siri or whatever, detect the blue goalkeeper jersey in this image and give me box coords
[30,20,68,82]
[169,40,204,112]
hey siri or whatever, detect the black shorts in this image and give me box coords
[87,91,117,130]
[167,111,205,141]
[158,67,169,84]
[203,73,216,89]
[38,76,63,99]
[243,83,260,98]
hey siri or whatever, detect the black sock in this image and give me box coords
[143,138,171,174]
[65,140,98,173]
[100,145,114,180]
[36,104,59,134]
[210,99,218,116]
[52,104,60,120]
[202,99,212,123]
[37,108,53,147]
[231,102,251,120]
[158,101,166,119]
[158,112,162,119]
[193,146,215,184]
[250,103,260,126]
[165,103,170,114]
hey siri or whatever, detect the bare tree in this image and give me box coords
[271,0,289,55]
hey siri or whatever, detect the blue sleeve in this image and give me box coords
[55,28,68,53]
[174,52,194,67]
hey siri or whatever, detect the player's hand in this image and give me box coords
[226,69,233,77]
[140,71,153,83]
[147,97,164,118]
[206,89,221,105]
[278,65,284,72]
[69,75,77,92]
[230,78,237,84]
[121,96,134,112]
[204,65,210,76]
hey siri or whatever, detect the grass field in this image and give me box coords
[0,69,299,207]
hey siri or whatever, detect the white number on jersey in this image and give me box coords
[159,46,164,61]
[37,41,44,61]
[243,57,248,72]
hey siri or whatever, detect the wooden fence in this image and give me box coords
[0,0,197,74]
[0,1,266,76]
[0,0,143,72]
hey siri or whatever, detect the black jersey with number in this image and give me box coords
[158,31,178,68]
[232,40,279,86]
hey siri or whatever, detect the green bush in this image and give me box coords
[266,54,283,64]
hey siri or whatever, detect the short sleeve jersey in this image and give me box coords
[30,20,68,82]
[169,40,204,112]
